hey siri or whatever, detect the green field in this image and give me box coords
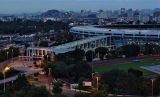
[94,60,160,75]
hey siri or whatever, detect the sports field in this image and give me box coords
[94,60,160,75]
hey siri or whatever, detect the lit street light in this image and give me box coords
[92,72,100,91]
[2,66,11,94]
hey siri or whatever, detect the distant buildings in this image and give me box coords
[0,8,160,25]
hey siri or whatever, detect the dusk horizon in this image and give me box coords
[0,0,160,14]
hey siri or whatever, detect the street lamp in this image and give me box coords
[92,72,99,91]
[91,44,95,79]
[92,72,94,79]
[96,76,99,91]
[11,49,13,62]
[48,68,51,76]
[48,68,52,92]
[46,55,49,61]
[151,79,155,97]
[6,51,9,60]
[2,66,11,94]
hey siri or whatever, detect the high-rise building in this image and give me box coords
[121,8,126,15]
[127,8,133,19]
[134,10,140,21]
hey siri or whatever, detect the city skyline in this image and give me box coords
[0,0,160,14]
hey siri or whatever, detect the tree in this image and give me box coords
[24,43,30,48]
[9,47,20,57]
[74,92,90,97]
[91,90,107,97]
[15,74,30,89]
[53,82,63,94]
[95,47,108,60]
[70,49,85,61]
[144,43,160,55]
[85,50,94,62]
[0,89,11,97]
[106,50,118,59]
[74,90,107,97]
[154,77,160,96]
[44,61,68,79]
[102,69,130,94]
[128,68,143,78]
[134,78,152,96]
[52,94,67,97]
[0,47,19,62]
[14,86,52,97]
[39,41,49,47]
[44,60,92,82]
[0,19,68,34]
[43,54,52,62]
[101,69,157,96]
[69,61,92,82]
[121,44,140,57]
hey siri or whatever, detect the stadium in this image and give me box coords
[26,25,160,59]
[70,25,160,48]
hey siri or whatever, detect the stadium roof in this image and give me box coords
[71,26,160,35]
[28,35,107,54]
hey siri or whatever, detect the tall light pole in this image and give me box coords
[11,49,13,62]
[151,79,154,97]
[6,51,9,61]
[3,66,11,94]
[47,55,48,61]
[48,68,51,76]
[48,68,51,92]
[3,71,6,94]
[91,44,94,79]
[91,52,94,79]
[96,76,99,91]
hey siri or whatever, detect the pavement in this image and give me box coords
[0,57,42,84]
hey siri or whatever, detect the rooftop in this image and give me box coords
[71,26,160,35]
[28,35,108,54]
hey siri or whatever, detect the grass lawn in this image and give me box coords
[94,59,160,75]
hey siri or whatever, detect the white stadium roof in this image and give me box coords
[71,26,160,35]
[28,35,108,54]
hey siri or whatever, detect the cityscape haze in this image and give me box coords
[0,0,160,14]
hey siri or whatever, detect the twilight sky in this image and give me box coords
[0,0,159,14]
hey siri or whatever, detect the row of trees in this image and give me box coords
[44,61,92,82]
[85,43,160,62]
[102,69,160,96]
[73,68,160,97]
[41,47,160,96]
[74,90,107,97]
[0,47,19,62]
[118,43,160,57]
[0,74,66,97]
[0,19,68,34]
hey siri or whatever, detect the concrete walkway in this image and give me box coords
[0,58,42,84]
